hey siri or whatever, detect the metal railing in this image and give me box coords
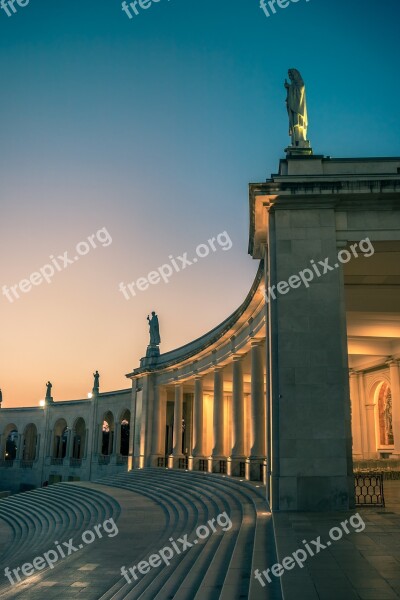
[354,472,385,507]
[70,458,82,468]
[219,460,227,475]
[199,459,208,472]
[0,460,14,468]
[116,455,128,466]
[178,457,189,470]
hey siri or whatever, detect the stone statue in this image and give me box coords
[0,388,2,408]
[147,312,161,346]
[45,381,52,399]
[285,69,309,147]
[384,393,394,445]
[93,371,100,393]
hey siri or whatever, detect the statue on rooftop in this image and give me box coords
[45,381,52,399]
[93,371,100,394]
[285,69,309,147]
[147,312,161,346]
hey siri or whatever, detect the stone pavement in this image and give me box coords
[272,481,400,600]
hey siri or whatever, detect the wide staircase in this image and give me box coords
[0,469,281,600]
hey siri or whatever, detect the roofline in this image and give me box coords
[126,261,264,378]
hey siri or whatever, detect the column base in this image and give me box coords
[211,456,228,474]
[249,457,267,482]
[171,455,187,470]
[272,474,355,511]
[230,457,247,478]
[132,455,144,469]
[192,456,208,472]
[149,454,166,468]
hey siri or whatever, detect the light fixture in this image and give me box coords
[39,400,45,407]
[87,392,93,399]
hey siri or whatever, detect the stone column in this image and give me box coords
[114,422,122,456]
[111,425,118,455]
[34,434,39,462]
[57,434,64,458]
[47,429,54,457]
[17,434,24,461]
[128,385,137,471]
[350,371,363,459]
[249,341,266,481]
[68,430,75,459]
[365,403,377,459]
[359,373,377,459]
[231,356,245,476]
[84,428,89,459]
[357,373,368,457]
[159,387,167,460]
[192,377,205,469]
[389,359,400,456]
[268,208,353,510]
[212,367,226,472]
[97,424,103,454]
[358,370,375,459]
[151,385,164,464]
[65,429,73,460]
[172,384,184,465]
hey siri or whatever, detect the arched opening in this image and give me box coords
[3,424,18,461]
[72,418,86,459]
[119,409,131,456]
[377,382,394,447]
[22,423,38,461]
[101,412,114,456]
[52,419,68,459]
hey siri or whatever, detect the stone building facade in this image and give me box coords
[1,153,399,511]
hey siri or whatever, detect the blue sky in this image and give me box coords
[0,0,399,404]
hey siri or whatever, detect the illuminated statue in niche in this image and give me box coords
[383,392,394,445]
[378,383,394,446]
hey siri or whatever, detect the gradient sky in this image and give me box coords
[0,0,399,407]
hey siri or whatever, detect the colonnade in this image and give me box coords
[145,341,267,481]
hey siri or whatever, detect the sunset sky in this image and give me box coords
[0,0,399,407]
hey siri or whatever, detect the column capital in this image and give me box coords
[232,354,244,363]
[387,357,400,367]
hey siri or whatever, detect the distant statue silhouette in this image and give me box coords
[93,370,100,393]
[147,312,161,346]
[45,381,52,399]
